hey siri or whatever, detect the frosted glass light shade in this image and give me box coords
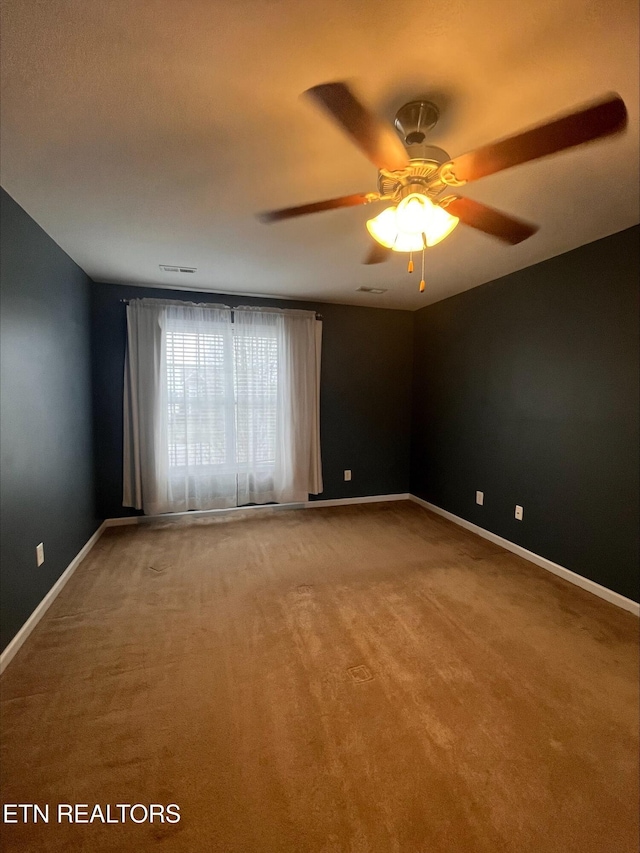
[391,232,425,252]
[396,195,428,234]
[423,200,459,246]
[365,206,398,248]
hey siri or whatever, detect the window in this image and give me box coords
[123,299,322,514]
[165,320,279,474]
[232,326,278,466]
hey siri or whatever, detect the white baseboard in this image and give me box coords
[305,493,410,509]
[102,504,303,526]
[0,521,109,674]
[103,515,142,527]
[109,494,410,525]
[409,495,639,616]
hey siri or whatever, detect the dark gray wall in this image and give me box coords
[90,282,414,519]
[411,226,640,601]
[0,188,99,651]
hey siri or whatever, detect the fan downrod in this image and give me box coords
[394,101,440,146]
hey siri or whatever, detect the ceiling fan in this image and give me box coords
[259,82,627,289]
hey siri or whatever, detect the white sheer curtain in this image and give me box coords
[122,298,168,514]
[234,307,323,504]
[123,299,322,514]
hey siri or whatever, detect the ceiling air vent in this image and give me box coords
[357,286,387,294]
[159,265,197,274]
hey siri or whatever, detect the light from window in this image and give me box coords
[166,322,278,471]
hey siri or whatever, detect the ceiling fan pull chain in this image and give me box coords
[408,252,414,273]
[419,246,426,292]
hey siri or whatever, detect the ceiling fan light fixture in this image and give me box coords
[366,193,459,252]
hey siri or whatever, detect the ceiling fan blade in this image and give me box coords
[258,192,380,223]
[363,242,392,264]
[304,82,410,172]
[441,94,627,185]
[442,196,539,244]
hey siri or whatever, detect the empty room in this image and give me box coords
[1,1,638,851]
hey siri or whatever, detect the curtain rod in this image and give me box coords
[118,298,322,320]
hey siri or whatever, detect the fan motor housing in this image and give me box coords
[378,100,451,199]
[378,149,451,198]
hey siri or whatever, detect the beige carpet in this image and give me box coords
[1,502,638,852]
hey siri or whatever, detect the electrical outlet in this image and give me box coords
[36,542,45,566]
[515,505,524,521]
[476,490,484,506]
[344,469,352,481]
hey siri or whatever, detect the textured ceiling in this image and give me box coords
[1,0,638,310]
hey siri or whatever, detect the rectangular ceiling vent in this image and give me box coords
[159,265,197,274]
[357,286,387,294]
